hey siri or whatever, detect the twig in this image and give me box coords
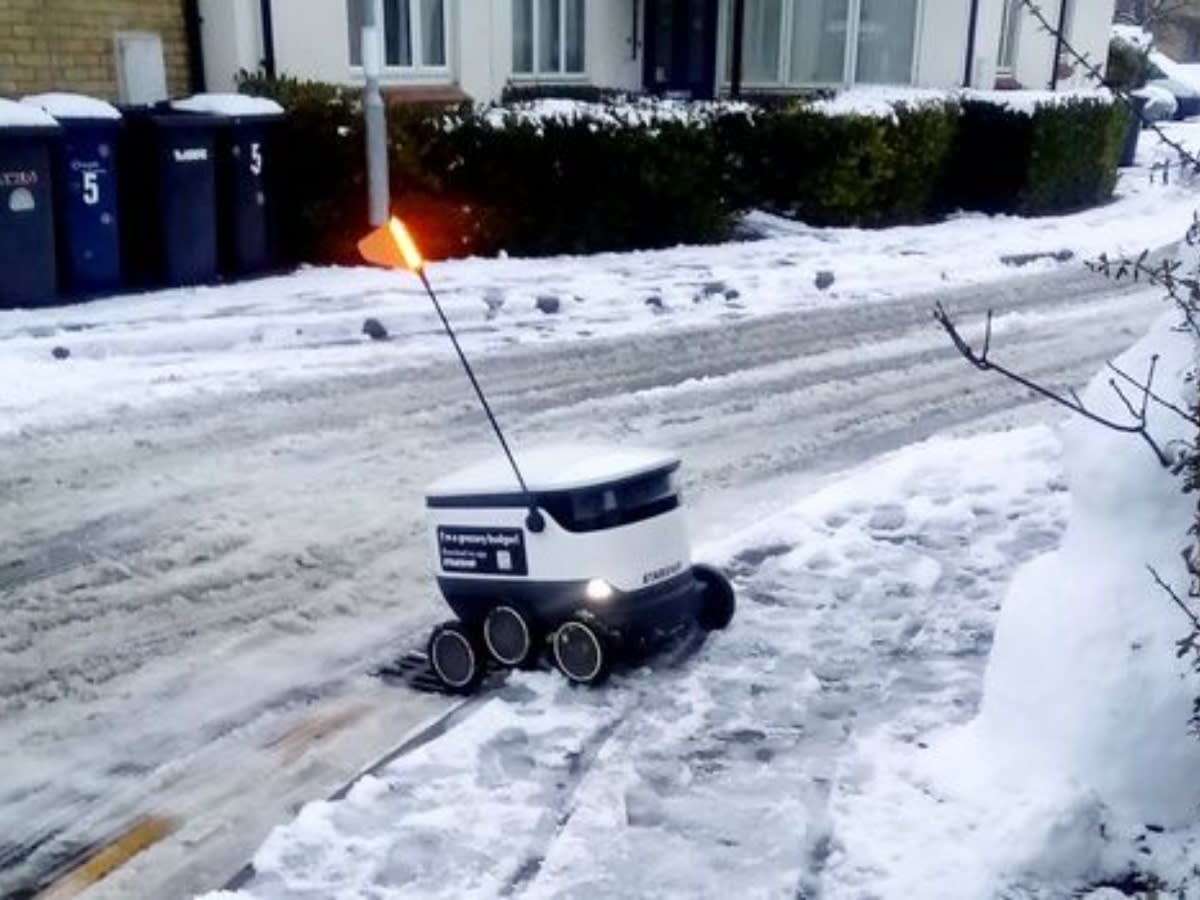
[1148,562,1200,630]
[933,302,1173,466]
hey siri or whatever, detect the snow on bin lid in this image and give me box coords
[0,97,57,129]
[21,93,121,121]
[171,93,284,117]
[427,444,681,498]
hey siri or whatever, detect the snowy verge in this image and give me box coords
[200,425,1073,900]
[821,311,1200,899]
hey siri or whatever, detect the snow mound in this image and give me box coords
[21,92,121,121]
[972,308,1200,824]
[1112,23,1154,52]
[1134,84,1179,121]
[0,98,57,130]
[824,309,1200,897]
[171,93,284,117]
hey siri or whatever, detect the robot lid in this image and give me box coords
[426,443,680,502]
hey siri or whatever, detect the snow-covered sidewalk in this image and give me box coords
[2,121,1197,437]
[205,426,1072,900]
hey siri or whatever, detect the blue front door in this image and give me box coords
[644,0,719,99]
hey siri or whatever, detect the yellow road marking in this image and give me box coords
[37,815,176,900]
[264,703,370,764]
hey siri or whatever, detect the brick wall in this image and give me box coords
[0,0,191,99]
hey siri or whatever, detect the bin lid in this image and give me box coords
[171,93,284,120]
[0,98,59,135]
[21,93,121,122]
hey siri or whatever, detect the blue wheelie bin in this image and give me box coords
[173,94,285,277]
[23,94,124,295]
[0,99,60,307]
[119,104,225,288]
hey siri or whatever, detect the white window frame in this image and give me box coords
[348,0,452,84]
[511,0,588,81]
[717,0,923,91]
[997,0,1022,74]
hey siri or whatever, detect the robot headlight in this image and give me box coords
[585,578,615,602]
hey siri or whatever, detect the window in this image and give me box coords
[347,0,447,70]
[735,0,918,87]
[513,0,586,76]
[540,468,680,533]
[997,0,1021,71]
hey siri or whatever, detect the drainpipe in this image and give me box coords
[259,0,277,78]
[731,0,746,97]
[963,0,981,87]
[182,0,206,93]
[1050,0,1068,90]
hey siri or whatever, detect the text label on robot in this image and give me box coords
[438,527,529,577]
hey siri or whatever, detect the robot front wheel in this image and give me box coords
[694,564,736,632]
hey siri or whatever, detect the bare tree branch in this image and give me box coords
[933,302,1174,466]
[1148,561,1200,630]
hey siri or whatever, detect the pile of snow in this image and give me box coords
[1112,22,1154,52]
[1134,84,1179,121]
[1149,50,1200,98]
[171,93,284,117]
[823,309,1200,897]
[21,92,121,121]
[0,97,57,130]
[973,307,1199,826]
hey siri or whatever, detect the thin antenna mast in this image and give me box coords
[359,218,544,530]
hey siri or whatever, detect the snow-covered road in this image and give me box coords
[0,255,1165,898]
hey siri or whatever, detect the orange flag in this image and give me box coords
[358,217,425,272]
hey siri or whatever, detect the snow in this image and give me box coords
[816,310,1200,898]
[0,97,57,130]
[962,88,1114,115]
[496,89,1114,128]
[808,86,1112,120]
[1112,23,1155,52]
[1134,84,1179,121]
[2,120,1196,440]
[199,302,1200,899]
[481,97,749,129]
[171,93,285,118]
[21,92,121,121]
[427,444,678,497]
[202,425,1078,900]
[1150,50,1200,98]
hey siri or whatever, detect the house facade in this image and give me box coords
[0,0,196,101]
[198,0,1116,102]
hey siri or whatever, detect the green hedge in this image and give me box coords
[237,73,1127,264]
[945,97,1127,217]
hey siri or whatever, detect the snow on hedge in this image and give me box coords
[480,87,1116,130]
[479,96,751,129]
[1112,22,1154,52]
[824,308,1200,896]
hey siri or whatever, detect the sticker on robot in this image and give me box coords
[438,526,528,576]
